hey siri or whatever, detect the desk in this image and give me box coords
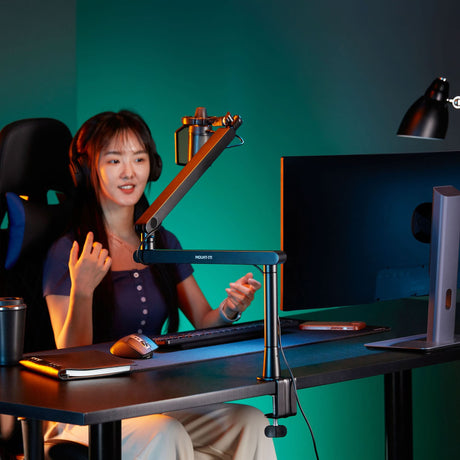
[0,298,459,460]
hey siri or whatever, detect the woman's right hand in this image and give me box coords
[69,232,112,297]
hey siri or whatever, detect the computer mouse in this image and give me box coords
[110,333,157,359]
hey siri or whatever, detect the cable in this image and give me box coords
[226,134,245,148]
[253,264,264,274]
[277,317,320,460]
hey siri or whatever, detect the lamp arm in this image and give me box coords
[135,114,242,236]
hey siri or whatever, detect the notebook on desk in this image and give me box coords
[20,350,133,380]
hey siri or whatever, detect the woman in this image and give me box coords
[43,110,277,459]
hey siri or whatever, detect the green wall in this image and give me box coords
[0,0,459,458]
[74,0,460,317]
[0,0,76,131]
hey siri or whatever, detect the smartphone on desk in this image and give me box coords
[299,321,366,331]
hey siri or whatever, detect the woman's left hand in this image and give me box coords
[224,272,262,315]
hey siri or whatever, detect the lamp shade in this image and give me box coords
[397,77,449,139]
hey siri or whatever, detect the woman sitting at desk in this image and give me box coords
[42,110,277,459]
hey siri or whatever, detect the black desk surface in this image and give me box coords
[0,298,459,426]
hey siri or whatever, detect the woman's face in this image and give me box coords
[97,129,150,212]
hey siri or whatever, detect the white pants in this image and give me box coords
[45,403,277,459]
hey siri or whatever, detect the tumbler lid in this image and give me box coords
[0,297,26,311]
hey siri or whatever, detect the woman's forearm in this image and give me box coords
[55,289,94,349]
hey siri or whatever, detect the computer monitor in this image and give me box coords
[280,151,460,312]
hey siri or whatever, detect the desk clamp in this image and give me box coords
[264,378,297,438]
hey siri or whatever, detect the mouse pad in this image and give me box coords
[88,324,390,373]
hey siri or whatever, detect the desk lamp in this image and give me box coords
[397,77,460,139]
[134,108,293,435]
[367,78,460,351]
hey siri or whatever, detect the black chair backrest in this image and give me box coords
[0,118,74,352]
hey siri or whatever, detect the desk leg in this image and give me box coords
[384,370,413,460]
[20,418,44,460]
[89,421,121,460]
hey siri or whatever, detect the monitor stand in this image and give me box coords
[366,333,460,352]
[366,186,460,352]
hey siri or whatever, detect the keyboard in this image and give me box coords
[150,318,301,349]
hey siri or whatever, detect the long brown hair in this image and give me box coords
[68,110,178,342]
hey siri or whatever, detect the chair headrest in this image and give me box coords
[0,118,73,201]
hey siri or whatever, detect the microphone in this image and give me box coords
[174,107,234,165]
